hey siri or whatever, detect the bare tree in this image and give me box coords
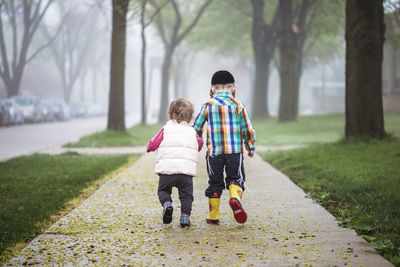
[172,44,194,99]
[108,0,130,131]
[153,0,213,123]
[41,2,100,103]
[345,0,385,139]
[139,0,166,124]
[0,0,56,97]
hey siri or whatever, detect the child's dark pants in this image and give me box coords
[158,174,193,215]
[205,153,245,198]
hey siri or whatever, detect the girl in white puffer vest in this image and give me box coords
[147,98,203,227]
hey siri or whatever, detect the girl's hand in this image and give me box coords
[248,152,254,158]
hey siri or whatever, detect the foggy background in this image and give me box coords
[0,0,399,126]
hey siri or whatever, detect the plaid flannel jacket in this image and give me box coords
[193,91,256,156]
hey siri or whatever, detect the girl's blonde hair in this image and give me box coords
[168,98,194,123]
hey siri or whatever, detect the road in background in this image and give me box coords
[0,114,138,161]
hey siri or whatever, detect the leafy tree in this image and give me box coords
[189,0,278,118]
[277,0,345,122]
[384,0,400,49]
[187,0,252,58]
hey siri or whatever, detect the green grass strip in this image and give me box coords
[63,113,400,148]
[260,138,400,266]
[253,112,400,145]
[0,152,137,262]
[63,124,162,148]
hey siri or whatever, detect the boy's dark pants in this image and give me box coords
[158,174,193,215]
[205,153,245,198]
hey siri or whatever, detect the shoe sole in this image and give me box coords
[229,198,247,223]
[206,219,219,225]
[163,206,173,224]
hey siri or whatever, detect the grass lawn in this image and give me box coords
[253,112,400,145]
[260,138,400,266]
[0,152,138,264]
[63,124,162,148]
[63,112,400,148]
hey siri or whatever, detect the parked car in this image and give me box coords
[69,102,87,118]
[1,98,24,125]
[0,100,12,126]
[12,96,44,123]
[60,101,70,121]
[41,99,65,122]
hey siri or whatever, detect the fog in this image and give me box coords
[0,0,397,127]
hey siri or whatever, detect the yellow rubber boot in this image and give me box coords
[229,184,243,201]
[229,184,247,223]
[207,198,220,224]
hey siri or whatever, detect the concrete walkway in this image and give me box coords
[40,144,306,156]
[4,152,392,266]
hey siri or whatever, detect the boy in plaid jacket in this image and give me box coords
[193,70,256,224]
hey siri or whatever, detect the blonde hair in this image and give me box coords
[168,98,194,123]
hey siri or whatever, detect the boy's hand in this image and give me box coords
[248,152,254,158]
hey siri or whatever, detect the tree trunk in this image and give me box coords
[5,78,20,98]
[62,80,75,104]
[173,71,180,98]
[158,45,174,124]
[107,0,129,131]
[345,0,385,139]
[250,0,277,119]
[252,56,271,118]
[92,68,97,102]
[5,60,25,97]
[278,0,299,122]
[80,75,85,102]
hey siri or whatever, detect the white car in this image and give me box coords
[12,96,44,123]
[2,99,24,125]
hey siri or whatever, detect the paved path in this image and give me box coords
[4,152,392,266]
[40,145,305,156]
[0,114,138,162]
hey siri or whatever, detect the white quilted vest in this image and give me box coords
[155,120,198,177]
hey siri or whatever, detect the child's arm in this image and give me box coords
[192,104,207,138]
[146,128,164,152]
[196,134,204,152]
[240,105,256,155]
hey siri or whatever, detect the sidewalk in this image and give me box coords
[4,152,393,266]
[40,144,306,156]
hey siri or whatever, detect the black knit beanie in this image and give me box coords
[211,70,235,85]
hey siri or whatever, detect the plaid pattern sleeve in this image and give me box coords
[193,104,208,137]
[239,103,256,153]
[193,92,256,156]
